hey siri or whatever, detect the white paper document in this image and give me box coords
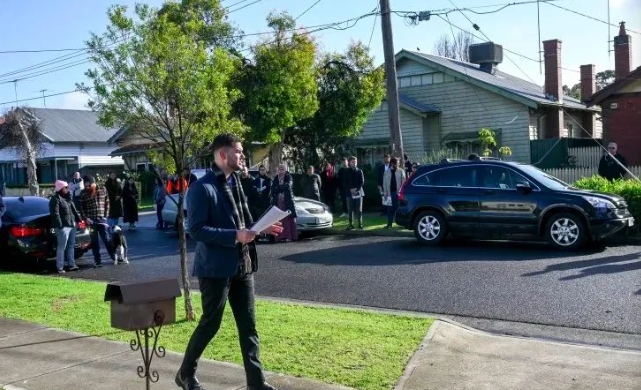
[250,206,291,233]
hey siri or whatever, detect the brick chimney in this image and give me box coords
[543,39,563,103]
[580,64,595,101]
[614,21,632,81]
[543,39,563,138]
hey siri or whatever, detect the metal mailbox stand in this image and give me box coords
[104,278,182,390]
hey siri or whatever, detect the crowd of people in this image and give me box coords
[47,171,141,273]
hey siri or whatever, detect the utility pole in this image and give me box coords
[12,80,18,106]
[379,0,404,159]
[39,89,47,107]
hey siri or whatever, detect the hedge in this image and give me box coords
[574,175,641,230]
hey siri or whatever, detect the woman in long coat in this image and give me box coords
[271,163,297,242]
[122,177,139,229]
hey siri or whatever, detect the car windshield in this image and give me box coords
[3,197,50,220]
[516,164,571,190]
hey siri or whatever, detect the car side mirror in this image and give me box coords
[516,182,532,194]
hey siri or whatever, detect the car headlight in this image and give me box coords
[583,196,615,210]
[296,207,310,216]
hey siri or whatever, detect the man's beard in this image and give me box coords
[228,159,243,172]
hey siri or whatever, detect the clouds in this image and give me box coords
[610,0,628,8]
[58,91,89,110]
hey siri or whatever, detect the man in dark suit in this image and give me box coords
[253,165,271,219]
[176,133,283,390]
[598,141,628,181]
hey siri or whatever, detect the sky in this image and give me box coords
[0,0,640,111]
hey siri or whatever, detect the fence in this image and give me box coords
[567,146,603,168]
[543,165,641,183]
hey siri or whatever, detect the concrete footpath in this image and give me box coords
[1,318,640,390]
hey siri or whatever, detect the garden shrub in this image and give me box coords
[574,175,641,229]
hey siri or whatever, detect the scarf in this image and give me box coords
[212,165,253,229]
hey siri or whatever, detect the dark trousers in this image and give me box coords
[156,202,165,227]
[347,195,363,227]
[323,190,336,213]
[90,223,114,263]
[387,192,399,225]
[180,271,265,386]
[339,188,348,213]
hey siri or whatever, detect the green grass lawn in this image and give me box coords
[332,214,402,232]
[0,273,432,390]
[139,197,154,211]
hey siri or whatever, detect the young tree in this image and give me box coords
[0,108,46,196]
[432,31,475,62]
[284,42,385,169]
[237,12,318,171]
[80,1,242,320]
[478,128,512,158]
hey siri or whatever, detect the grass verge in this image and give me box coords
[0,273,432,390]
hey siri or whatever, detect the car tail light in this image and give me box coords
[398,178,410,202]
[77,220,87,229]
[10,225,44,238]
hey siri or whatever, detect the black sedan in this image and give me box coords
[0,196,91,264]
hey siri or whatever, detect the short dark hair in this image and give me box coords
[468,153,480,160]
[209,133,241,152]
[307,165,314,170]
[259,165,265,170]
[384,154,391,158]
[390,157,398,165]
[348,156,357,162]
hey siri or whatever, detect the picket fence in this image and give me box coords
[567,147,602,168]
[543,165,641,183]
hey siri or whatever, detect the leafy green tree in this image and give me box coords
[596,70,615,90]
[284,42,385,169]
[478,128,511,158]
[80,2,242,320]
[237,11,318,171]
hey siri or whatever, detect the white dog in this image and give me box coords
[111,225,129,264]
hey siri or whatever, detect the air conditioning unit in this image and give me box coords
[469,42,504,65]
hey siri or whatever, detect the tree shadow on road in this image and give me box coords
[279,237,589,266]
[522,250,641,278]
[557,253,641,281]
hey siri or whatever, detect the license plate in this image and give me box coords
[629,218,635,227]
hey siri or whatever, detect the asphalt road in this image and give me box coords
[18,213,641,350]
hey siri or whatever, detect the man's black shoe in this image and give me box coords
[247,382,278,390]
[175,371,206,390]
[346,225,354,231]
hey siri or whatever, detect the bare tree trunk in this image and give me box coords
[177,193,195,321]
[17,120,39,196]
[268,142,284,175]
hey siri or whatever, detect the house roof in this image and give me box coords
[399,94,441,115]
[109,142,165,156]
[587,65,641,106]
[21,108,119,143]
[398,50,597,112]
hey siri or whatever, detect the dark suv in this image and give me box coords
[395,159,634,250]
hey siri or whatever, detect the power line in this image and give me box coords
[545,2,641,35]
[0,59,91,85]
[446,0,539,84]
[367,4,380,48]
[296,0,323,20]
[0,89,86,107]
[226,0,265,14]
[0,47,85,54]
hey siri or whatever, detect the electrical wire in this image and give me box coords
[367,4,380,48]
[0,88,88,106]
[296,0,323,20]
[545,2,641,35]
[226,0,264,14]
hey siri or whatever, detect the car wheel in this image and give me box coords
[413,210,448,245]
[545,212,587,250]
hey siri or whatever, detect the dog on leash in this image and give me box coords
[111,225,129,264]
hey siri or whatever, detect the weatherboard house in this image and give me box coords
[355,40,602,165]
[0,108,124,186]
